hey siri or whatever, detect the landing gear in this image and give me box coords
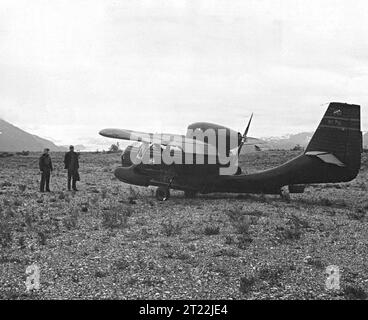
[279,186,291,201]
[184,190,197,198]
[156,187,170,201]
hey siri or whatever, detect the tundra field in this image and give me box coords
[0,150,367,300]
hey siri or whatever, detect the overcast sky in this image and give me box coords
[0,0,367,149]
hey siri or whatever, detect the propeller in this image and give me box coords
[237,113,253,156]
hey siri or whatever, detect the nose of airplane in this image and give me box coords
[114,166,149,186]
[114,167,130,182]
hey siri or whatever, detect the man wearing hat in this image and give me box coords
[64,145,80,191]
[39,148,53,192]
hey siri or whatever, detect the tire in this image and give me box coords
[184,190,197,198]
[279,186,291,201]
[156,187,170,201]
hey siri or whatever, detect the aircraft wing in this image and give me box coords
[99,128,181,144]
[99,128,218,156]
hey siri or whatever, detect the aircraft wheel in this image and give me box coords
[279,186,291,201]
[156,187,170,201]
[184,190,197,198]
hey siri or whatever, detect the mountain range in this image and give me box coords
[260,132,313,150]
[0,118,367,152]
[0,118,67,152]
[261,131,368,150]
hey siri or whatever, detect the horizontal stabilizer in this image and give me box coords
[305,151,346,167]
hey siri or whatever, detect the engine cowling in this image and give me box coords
[186,122,241,155]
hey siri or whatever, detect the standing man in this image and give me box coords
[64,145,80,191]
[39,148,53,192]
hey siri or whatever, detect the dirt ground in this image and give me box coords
[0,150,367,300]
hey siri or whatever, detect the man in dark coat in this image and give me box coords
[64,145,80,191]
[39,148,53,192]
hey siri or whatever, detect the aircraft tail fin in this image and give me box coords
[305,102,362,177]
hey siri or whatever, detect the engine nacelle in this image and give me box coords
[186,122,241,155]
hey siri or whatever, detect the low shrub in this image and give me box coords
[203,225,220,236]
[343,285,367,300]
[239,275,256,295]
[63,209,79,230]
[0,219,12,248]
[161,219,182,237]
[101,205,131,229]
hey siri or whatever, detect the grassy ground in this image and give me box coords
[0,150,367,300]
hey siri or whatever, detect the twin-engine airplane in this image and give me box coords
[99,102,362,201]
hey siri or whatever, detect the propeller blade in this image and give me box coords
[238,113,253,155]
[242,113,253,142]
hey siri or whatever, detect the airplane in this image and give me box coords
[99,102,362,201]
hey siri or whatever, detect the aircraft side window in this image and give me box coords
[140,144,161,163]
[137,146,143,159]
[167,145,182,159]
[149,145,156,159]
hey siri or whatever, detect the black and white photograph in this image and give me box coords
[0,0,367,306]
